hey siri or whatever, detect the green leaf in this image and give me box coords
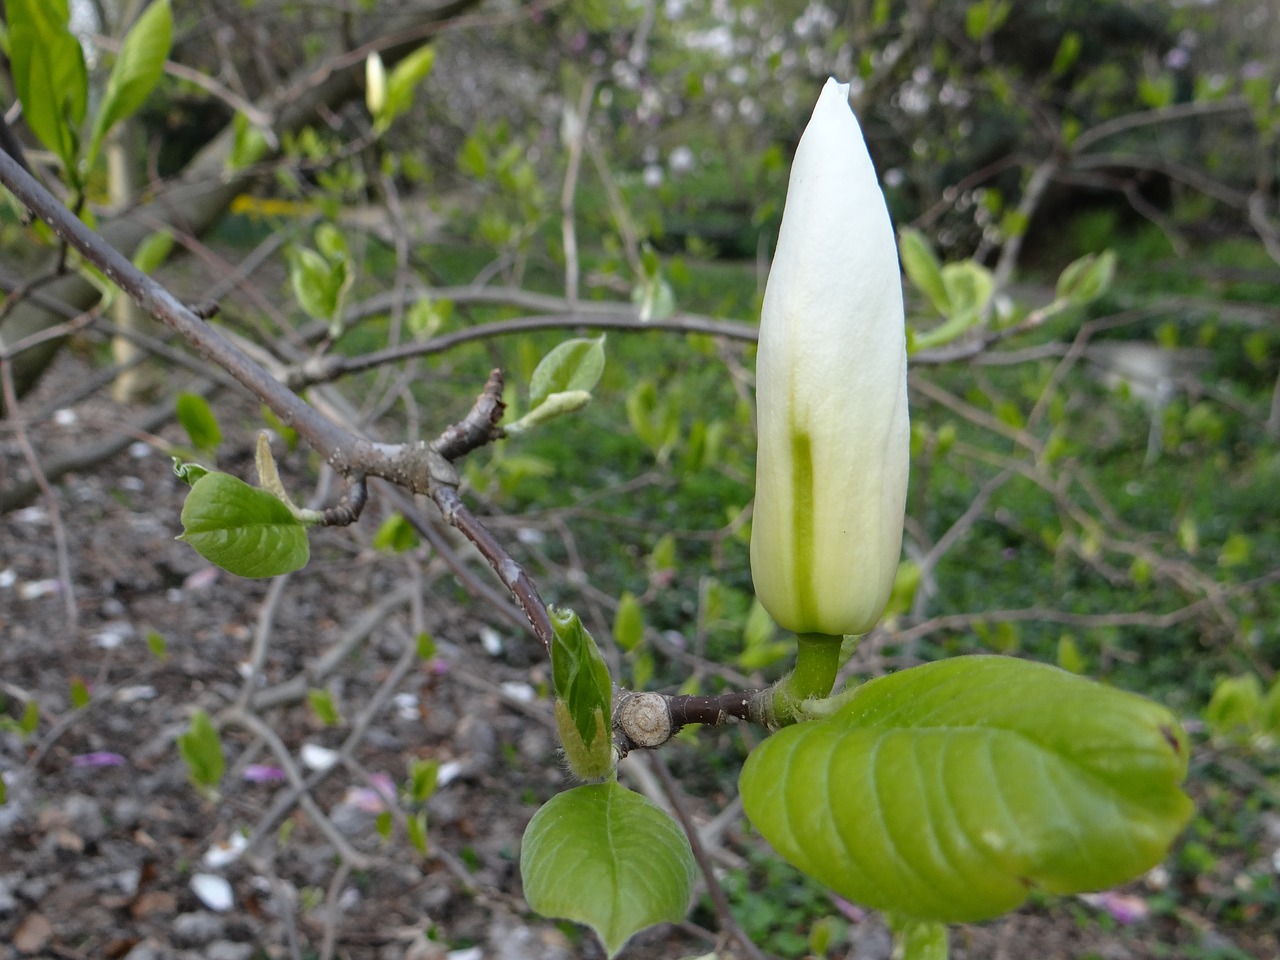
[85,0,173,170]
[372,513,420,552]
[549,607,613,778]
[69,678,90,709]
[407,758,439,804]
[175,392,222,453]
[1051,32,1082,77]
[378,44,437,130]
[8,0,88,172]
[307,688,341,726]
[1204,674,1262,736]
[898,229,950,316]
[20,700,40,737]
[613,592,644,653]
[407,810,428,855]
[738,598,789,671]
[1056,251,1116,306]
[131,228,175,274]
[529,336,606,410]
[286,245,343,323]
[227,111,270,172]
[889,916,949,960]
[416,633,436,661]
[740,656,1192,924]
[146,630,168,661]
[179,472,309,578]
[521,783,696,957]
[178,709,225,788]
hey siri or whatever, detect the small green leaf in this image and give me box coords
[738,598,788,671]
[1204,674,1262,736]
[372,513,420,553]
[307,688,341,726]
[178,709,225,789]
[889,916,949,960]
[529,336,606,410]
[69,677,90,709]
[521,783,696,957]
[0,773,6,805]
[1056,251,1116,306]
[407,758,439,804]
[1218,532,1251,569]
[416,633,436,661]
[378,44,437,130]
[227,111,270,171]
[1056,634,1086,674]
[179,472,309,578]
[741,656,1192,924]
[898,228,950,316]
[19,700,39,736]
[85,0,173,170]
[613,592,644,653]
[286,245,343,323]
[146,630,168,661]
[175,392,222,453]
[375,810,393,840]
[407,809,429,855]
[131,228,175,274]
[1051,32,1082,76]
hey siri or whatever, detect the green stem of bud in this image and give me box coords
[768,632,842,726]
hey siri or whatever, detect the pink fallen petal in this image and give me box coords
[1080,891,1150,924]
[829,895,865,923]
[242,764,286,783]
[71,752,127,768]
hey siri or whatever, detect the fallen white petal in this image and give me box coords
[203,833,248,868]
[300,743,339,772]
[190,873,234,912]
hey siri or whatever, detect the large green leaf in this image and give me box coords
[740,656,1192,923]
[8,0,88,172]
[179,472,309,578]
[521,783,695,957]
[85,0,173,170]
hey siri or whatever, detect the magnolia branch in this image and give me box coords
[0,143,779,754]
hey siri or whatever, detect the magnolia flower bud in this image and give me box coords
[750,78,909,638]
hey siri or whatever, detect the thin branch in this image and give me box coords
[1071,95,1250,154]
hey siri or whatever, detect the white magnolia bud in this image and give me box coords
[750,78,909,638]
[365,52,387,118]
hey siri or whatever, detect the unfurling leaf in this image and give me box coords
[521,783,696,957]
[740,656,1192,924]
[548,607,614,779]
